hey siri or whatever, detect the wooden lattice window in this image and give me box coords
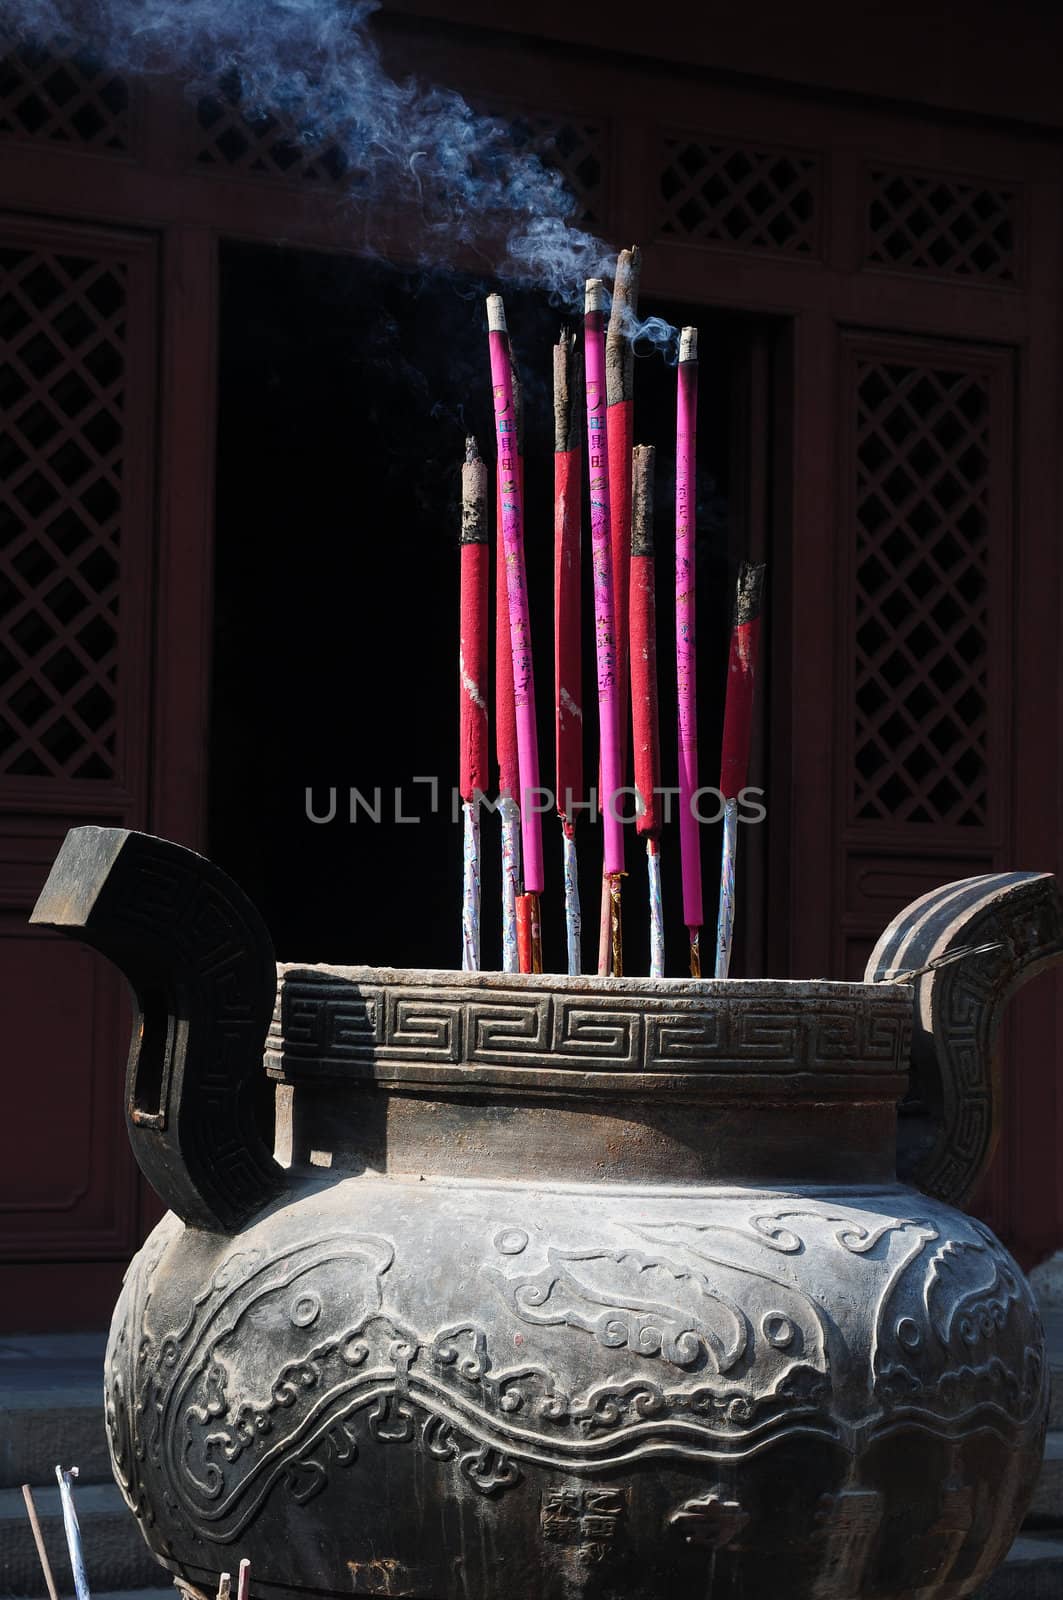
[658,135,820,255]
[194,69,349,183]
[865,167,1020,284]
[0,39,129,150]
[484,108,606,226]
[850,349,1005,830]
[0,245,129,781]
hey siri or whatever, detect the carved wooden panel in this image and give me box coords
[0,216,156,1287]
[0,219,155,801]
[864,166,1020,285]
[658,134,820,255]
[847,343,1012,832]
[0,38,130,151]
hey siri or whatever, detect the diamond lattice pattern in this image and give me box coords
[866,168,1018,283]
[194,70,349,183]
[0,39,129,149]
[659,138,819,253]
[0,246,125,781]
[492,110,605,225]
[853,360,991,827]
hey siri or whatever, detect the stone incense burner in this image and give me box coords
[31,828,1063,1599]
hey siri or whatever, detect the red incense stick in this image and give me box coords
[630,443,665,976]
[554,328,584,975]
[675,327,701,976]
[488,294,543,972]
[459,436,489,970]
[714,561,766,978]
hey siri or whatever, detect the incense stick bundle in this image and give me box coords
[487,294,543,972]
[585,279,624,975]
[630,444,665,977]
[554,328,584,976]
[714,561,766,978]
[459,436,489,971]
[675,327,702,976]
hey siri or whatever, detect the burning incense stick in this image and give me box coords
[714,561,766,978]
[554,328,584,975]
[21,1485,59,1600]
[675,326,701,976]
[217,1574,232,1600]
[237,1558,251,1600]
[630,443,665,977]
[56,1466,91,1600]
[459,436,489,971]
[488,294,543,971]
[585,278,624,975]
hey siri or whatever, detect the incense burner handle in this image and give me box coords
[866,870,1063,1207]
[31,826,284,1232]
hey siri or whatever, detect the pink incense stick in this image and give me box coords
[459,436,488,971]
[585,279,624,975]
[675,326,701,975]
[487,294,544,900]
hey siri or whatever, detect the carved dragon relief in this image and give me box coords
[106,1197,1044,1548]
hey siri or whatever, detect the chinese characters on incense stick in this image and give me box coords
[455,259,765,977]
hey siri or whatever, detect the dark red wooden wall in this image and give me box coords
[1,9,1061,1323]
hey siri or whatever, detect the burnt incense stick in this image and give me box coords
[488,293,543,973]
[459,436,489,971]
[714,562,766,978]
[21,1485,60,1600]
[554,327,584,975]
[56,1466,91,1600]
[237,1558,251,1600]
[585,278,624,976]
[217,1574,232,1600]
[675,326,701,977]
[630,443,665,976]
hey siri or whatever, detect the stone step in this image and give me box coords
[0,1333,110,1489]
[975,1531,1063,1598]
[1027,1430,1063,1526]
[0,1481,164,1597]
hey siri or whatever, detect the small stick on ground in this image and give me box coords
[21,1485,59,1600]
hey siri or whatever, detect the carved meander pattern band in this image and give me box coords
[268,970,913,1098]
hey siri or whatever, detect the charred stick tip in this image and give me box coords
[486,294,507,333]
[733,561,766,625]
[679,326,698,363]
[461,440,489,544]
[607,245,642,405]
[631,444,656,556]
[553,328,583,454]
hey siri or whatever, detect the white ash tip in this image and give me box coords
[486,294,508,333]
[679,326,698,362]
[585,278,607,314]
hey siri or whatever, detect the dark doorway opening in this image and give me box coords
[209,242,785,975]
